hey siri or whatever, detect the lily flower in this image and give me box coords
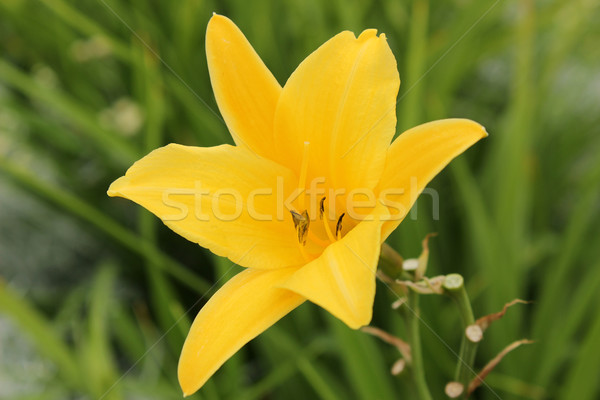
[108,14,487,396]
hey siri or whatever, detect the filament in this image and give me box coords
[319,197,337,242]
[297,141,310,210]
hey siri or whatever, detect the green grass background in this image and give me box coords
[1,0,599,399]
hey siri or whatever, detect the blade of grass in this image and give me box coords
[0,157,211,293]
[534,259,600,386]
[398,0,429,133]
[483,2,536,352]
[557,306,600,400]
[112,306,149,363]
[0,280,80,390]
[211,254,245,398]
[327,314,396,400]
[136,41,189,359]
[449,158,497,279]
[241,336,334,400]
[0,60,139,166]
[37,0,131,60]
[81,264,122,400]
[394,0,433,257]
[532,159,600,341]
[262,326,345,400]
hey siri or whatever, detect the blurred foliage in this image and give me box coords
[1,0,600,399]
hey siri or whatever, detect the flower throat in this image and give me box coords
[290,142,346,259]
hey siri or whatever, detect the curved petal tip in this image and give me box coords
[357,29,378,41]
[482,125,489,137]
[107,176,128,197]
[207,12,232,30]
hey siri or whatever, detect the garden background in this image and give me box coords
[1,0,599,399]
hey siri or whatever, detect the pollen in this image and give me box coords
[319,196,326,219]
[290,210,310,246]
[335,213,345,239]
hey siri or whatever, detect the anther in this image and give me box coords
[320,197,336,242]
[335,213,345,239]
[290,210,310,246]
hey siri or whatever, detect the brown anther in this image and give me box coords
[290,210,310,245]
[335,213,345,239]
[319,197,326,219]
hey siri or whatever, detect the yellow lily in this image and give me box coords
[108,14,486,396]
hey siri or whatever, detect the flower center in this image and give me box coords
[289,142,347,261]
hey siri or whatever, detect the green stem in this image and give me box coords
[406,290,433,400]
[443,274,477,394]
[381,244,432,399]
[379,243,405,279]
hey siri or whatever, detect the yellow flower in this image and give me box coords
[108,14,486,396]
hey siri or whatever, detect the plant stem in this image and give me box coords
[406,289,433,400]
[379,243,406,279]
[380,244,433,399]
[443,274,477,395]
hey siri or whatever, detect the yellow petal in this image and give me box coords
[178,267,304,396]
[279,209,385,329]
[206,14,281,158]
[273,29,400,192]
[108,144,304,269]
[377,119,488,239]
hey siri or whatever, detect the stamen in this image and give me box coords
[290,210,303,230]
[320,196,337,242]
[297,141,310,210]
[319,197,326,219]
[290,210,310,245]
[335,213,345,239]
[299,244,311,261]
